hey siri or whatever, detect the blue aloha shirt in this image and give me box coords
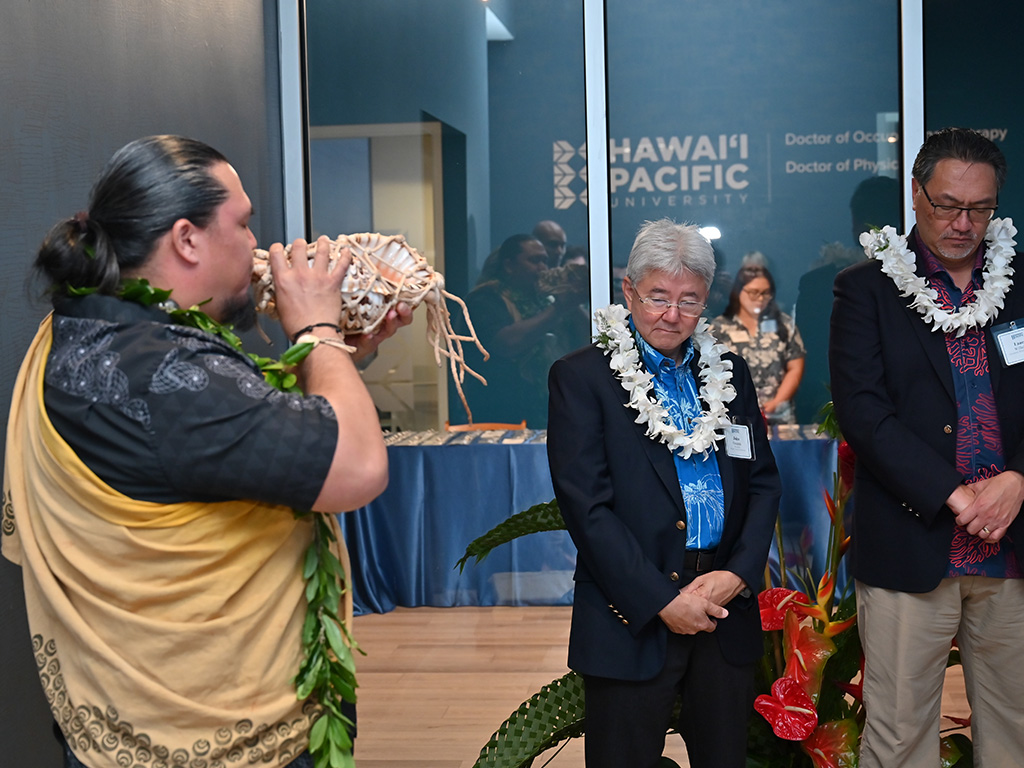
[630,316,726,549]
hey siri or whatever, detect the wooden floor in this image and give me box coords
[350,605,970,767]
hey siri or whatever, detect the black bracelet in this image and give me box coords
[291,322,344,344]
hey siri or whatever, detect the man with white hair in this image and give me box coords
[547,218,781,767]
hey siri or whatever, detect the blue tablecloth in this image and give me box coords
[340,432,841,615]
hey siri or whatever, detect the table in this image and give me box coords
[340,430,841,615]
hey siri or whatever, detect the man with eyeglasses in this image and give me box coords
[547,218,781,767]
[830,127,1024,767]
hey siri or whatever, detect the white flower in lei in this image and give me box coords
[860,217,1017,337]
[594,303,736,459]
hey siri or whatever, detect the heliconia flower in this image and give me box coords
[784,611,836,703]
[753,676,818,741]
[823,613,857,638]
[759,587,818,630]
[816,569,836,608]
[838,535,851,558]
[824,490,837,524]
[800,719,859,768]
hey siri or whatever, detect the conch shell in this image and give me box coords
[253,232,488,419]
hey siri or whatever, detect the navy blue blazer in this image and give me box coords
[547,340,781,681]
[830,232,1024,593]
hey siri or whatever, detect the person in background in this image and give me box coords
[794,175,901,423]
[562,244,588,267]
[457,234,577,427]
[532,219,568,267]
[831,127,1024,767]
[711,266,805,425]
[547,218,780,768]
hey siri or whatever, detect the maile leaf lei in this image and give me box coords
[112,278,359,768]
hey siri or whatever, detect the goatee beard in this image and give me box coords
[221,295,258,331]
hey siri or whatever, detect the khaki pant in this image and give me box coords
[857,577,1024,768]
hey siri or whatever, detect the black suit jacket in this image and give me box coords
[829,231,1024,592]
[547,340,781,681]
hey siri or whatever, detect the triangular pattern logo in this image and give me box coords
[553,140,588,210]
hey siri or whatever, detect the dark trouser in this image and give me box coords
[582,630,754,768]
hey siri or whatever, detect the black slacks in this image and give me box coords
[582,628,754,768]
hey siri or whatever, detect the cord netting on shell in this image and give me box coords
[252,233,488,421]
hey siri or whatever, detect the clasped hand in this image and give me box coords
[658,570,745,635]
[950,470,1024,543]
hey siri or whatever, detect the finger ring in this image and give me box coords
[982,526,991,534]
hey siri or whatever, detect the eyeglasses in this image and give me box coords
[635,294,706,318]
[920,184,998,223]
[742,288,773,300]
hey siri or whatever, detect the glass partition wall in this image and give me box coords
[303,0,591,430]
[296,1,1024,431]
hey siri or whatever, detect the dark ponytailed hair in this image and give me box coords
[35,135,229,304]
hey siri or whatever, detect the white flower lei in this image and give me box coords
[860,217,1017,337]
[594,304,736,459]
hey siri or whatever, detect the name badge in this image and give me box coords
[725,423,754,461]
[993,320,1024,367]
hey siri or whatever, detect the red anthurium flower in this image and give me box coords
[835,653,865,703]
[837,441,856,495]
[759,587,816,630]
[831,651,864,708]
[754,676,818,741]
[801,719,859,768]
[833,679,863,702]
[784,611,836,703]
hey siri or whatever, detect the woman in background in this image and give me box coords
[711,266,805,425]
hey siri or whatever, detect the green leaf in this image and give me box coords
[303,545,320,579]
[472,672,586,768]
[66,284,100,296]
[281,342,316,366]
[306,571,322,602]
[323,618,348,662]
[308,713,329,752]
[118,278,173,306]
[457,499,566,572]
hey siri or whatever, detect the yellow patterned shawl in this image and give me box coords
[2,316,351,768]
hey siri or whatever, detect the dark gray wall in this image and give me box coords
[0,1,285,763]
